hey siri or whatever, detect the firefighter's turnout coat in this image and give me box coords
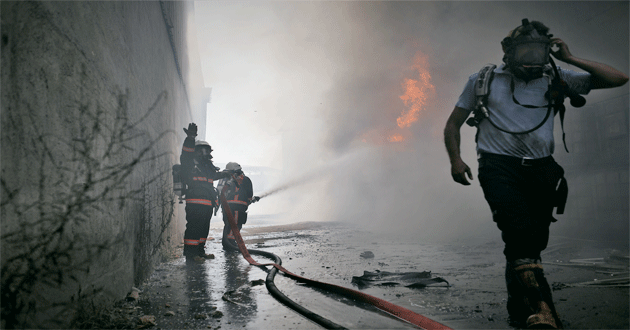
[222,173,253,247]
[180,136,227,257]
[224,174,254,220]
[180,137,225,207]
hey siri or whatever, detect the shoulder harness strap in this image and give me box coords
[466,64,496,128]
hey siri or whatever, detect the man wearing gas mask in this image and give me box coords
[180,123,230,262]
[444,19,628,328]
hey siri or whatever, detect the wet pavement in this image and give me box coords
[136,217,629,329]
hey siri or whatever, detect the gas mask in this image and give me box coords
[195,146,213,163]
[502,19,551,81]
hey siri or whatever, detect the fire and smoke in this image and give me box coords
[197,1,629,242]
[395,51,435,130]
[360,50,435,145]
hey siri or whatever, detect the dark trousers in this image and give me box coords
[478,154,564,261]
[184,203,213,257]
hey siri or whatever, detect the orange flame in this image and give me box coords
[361,50,434,145]
[388,134,404,143]
[396,52,434,129]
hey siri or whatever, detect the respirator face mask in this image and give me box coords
[195,147,213,162]
[503,20,551,80]
[513,40,550,67]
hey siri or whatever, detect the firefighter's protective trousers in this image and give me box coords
[184,203,213,257]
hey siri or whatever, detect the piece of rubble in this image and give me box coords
[211,310,224,318]
[360,251,375,259]
[126,287,141,301]
[251,279,265,286]
[137,315,156,328]
[164,311,175,317]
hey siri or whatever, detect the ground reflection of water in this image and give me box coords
[219,251,258,326]
[184,262,213,318]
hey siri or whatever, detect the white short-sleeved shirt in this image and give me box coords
[456,64,591,159]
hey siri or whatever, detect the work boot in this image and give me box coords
[186,255,205,263]
[514,264,558,329]
[197,244,215,259]
[526,300,557,329]
[506,261,529,327]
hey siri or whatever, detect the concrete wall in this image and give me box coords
[1,1,208,327]
[553,95,629,245]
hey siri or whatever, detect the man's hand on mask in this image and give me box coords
[550,38,573,63]
[183,123,198,138]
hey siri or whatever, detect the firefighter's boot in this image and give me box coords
[514,264,559,329]
[506,261,529,327]
[196,244,214,259]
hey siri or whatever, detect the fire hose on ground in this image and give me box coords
[218,186,453,330]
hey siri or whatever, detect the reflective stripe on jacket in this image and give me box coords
[180,137,227,205]
[225,174,253,212]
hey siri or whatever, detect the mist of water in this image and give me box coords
[196,1,629,243]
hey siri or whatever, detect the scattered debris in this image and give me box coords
[568,277,630,288]
[544,254,629,271]
[546,250,629,288]
[251,279,265,286]
[126,287,141,301]
[595,271,629,277]
[164,311,175,317]
[351,270,450,289]
[552,282,570,291]
[137,315,156,328]
[360,251,375,259]
[222,290,248,307]
[71,299,142,329]
[211,310,223,318]
[194,313,208,320]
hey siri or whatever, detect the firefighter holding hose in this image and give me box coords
[180,123,230,262]
[218,162,259,250]
[444,19,628,328]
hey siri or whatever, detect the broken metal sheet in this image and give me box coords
[351,270,450,289]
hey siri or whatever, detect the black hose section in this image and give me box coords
[482,72,553,135]
[486,105,552,135]
[223,240,347,330]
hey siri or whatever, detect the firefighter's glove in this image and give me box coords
[252,196,260,203]
[183,123,198,138]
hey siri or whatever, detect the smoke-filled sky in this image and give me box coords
[194,1,629,239]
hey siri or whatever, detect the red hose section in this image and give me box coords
[219,191,453,330]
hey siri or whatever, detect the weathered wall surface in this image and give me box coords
[1,1,208,327]
[554,95,629,245]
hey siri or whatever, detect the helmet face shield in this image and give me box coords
[195,146,213,161]
[196,147,211,156]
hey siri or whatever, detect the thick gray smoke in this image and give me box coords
[196,2,629,242]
